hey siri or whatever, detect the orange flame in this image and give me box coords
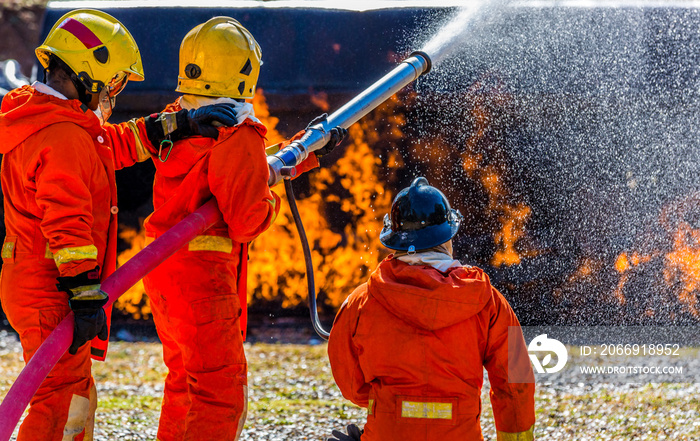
[462,75,537,268]
[613,194,700,317]
[614,253,630,273]
[612,252,656,305]
[116,85,539,319]
[309,89,330,112]
[247,89,396,309]
[114,226,151,319]
[493,203,532,266]
[663,222,700,316]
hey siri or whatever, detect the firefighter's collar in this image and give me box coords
[180,94,261,126]
[32,81,69,101]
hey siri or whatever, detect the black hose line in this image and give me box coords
[283,178,331,340]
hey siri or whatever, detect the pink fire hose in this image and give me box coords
[0,199,222,441]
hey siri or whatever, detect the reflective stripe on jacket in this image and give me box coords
[328,256,536,441]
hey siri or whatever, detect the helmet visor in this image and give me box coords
[96,90,113,124]
[105,71,128,98]
[96,72,128,124]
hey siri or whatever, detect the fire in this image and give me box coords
[114,226,151,319]
[247,89,396,309]
[493,203,532,266]
[309,89,330,112]
[663,222,700,316]
[461,74,537,268]
[613,194,700,319]
[615,253,630,273]
[115,83,538,319]
[614,252,653,274]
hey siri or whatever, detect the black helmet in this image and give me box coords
[380,177,463,251]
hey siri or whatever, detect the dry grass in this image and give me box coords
[0,333,699,440]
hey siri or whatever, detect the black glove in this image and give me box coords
[315,126,348,157]
[144,102,239,148]
[326,424,363,441]
[305,113,348,158]
[187,103,239,138]
[56,267,109,355]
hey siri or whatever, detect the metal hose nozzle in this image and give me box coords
[267,51,432,186]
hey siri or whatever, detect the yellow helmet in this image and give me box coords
[36,9,144,94]
[176,17,262,99]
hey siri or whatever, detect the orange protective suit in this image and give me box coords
[0,84,153,441]
[142,98,310,441]
[328,256,536,441]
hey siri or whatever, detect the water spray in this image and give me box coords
[420,0,504,64]
[284,2,505,338]
[267,51,432,186]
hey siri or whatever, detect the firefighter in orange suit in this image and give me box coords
[327,177,536,441]
[140,17,344,441]
[0,10,237,441]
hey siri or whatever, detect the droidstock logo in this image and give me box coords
[528,334,568,374]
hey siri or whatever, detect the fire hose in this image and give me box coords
[284,178,330,339]
[0,50,431,439]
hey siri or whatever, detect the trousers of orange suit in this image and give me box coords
[0,257,98,441]
[143,245,248,441]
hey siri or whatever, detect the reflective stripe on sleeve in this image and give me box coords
[188,235,233,253]
[127,119,152,162]
[53,245,98,267]
[69,285,106,301]
[265,142,283,156]
[496,425,535,441]
[400,401,453,420]
[266,196,279,224]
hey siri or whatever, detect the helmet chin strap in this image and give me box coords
[69,73,94,107]
[393,241,453,258]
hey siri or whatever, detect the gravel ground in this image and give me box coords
[1,330,699,440]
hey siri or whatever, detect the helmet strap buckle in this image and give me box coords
[68,72,94,107]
